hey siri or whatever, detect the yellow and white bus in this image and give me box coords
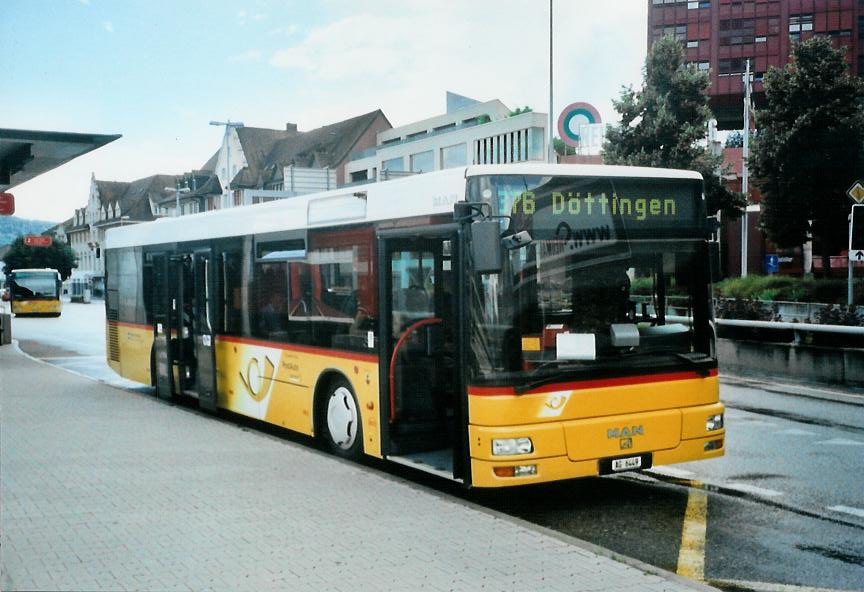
[6,268,63,316]
[104,164,724,488]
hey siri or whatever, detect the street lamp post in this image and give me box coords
[548,0,555,164]
[209,120,245,206]
[165,184,191,217]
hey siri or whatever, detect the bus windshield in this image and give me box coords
[466,174,713,385]
[10,272,60,299]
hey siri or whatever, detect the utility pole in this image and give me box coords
[548,0,555,164]
[740,60,752,277]
[210,120,244,207]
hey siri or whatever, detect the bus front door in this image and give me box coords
[193,250,218,412]
[378,227,467,483]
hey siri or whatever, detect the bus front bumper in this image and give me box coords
[468,403,725,488]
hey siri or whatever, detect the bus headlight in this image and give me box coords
[492,437,534,456]
[706,413,724,431]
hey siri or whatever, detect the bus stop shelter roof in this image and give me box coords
[0,128,121,192]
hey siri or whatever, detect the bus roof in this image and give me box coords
[106,163,703,250]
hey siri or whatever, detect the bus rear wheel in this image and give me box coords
[321,378,363,459]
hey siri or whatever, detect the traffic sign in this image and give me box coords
[764,254,779,274]
[850,204,864,261]
[557,102,602,148]
[24,235,52,247]
[0,192,14,216]
[848,180,864,204]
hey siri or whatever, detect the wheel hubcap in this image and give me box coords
[326,386,357,450]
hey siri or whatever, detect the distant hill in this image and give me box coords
[0,216,56,247]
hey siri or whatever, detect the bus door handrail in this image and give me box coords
[388,317,443,423]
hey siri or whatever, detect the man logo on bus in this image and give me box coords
[607,425,644,439]
[239,355,277,402]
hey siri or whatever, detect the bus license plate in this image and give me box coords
[611,456,642,471]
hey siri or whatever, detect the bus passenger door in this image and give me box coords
[193,250,218,411]
[171,254,196,396]
[151,253,174,400]
[378,227,467,483]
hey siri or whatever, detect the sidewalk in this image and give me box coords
[0,344,715,592]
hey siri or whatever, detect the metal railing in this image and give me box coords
[666,315,864,344]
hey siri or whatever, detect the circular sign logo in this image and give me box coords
[558,102,602,148]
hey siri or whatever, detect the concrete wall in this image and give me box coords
[718,338,864,387]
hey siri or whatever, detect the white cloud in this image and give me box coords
[102,21,114,33]
[269,25,298,36]
[78,0,90,5]
[266,1,647,127]
[229,49,262,64]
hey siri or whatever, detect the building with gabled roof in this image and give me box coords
[200,110,391,212]
[63,173,179,293]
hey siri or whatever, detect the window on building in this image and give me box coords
[789,14,814,33]
[653,24,688,42]
[687,40,699,48]
[382,156,404,172]
[690,61,710,71]
[410,150,434,173]
[720,18,756,45]
[718,58,751,76]
[755,36,767,43]
[350,170,368,183]
[441,143,467,169]
[687,1,710,8]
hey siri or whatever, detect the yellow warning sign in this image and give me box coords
[848,181,864,203]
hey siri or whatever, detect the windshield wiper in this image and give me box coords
[675,352,714,376]
[515,373,573,395]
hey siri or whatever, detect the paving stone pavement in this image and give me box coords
[0,344,715,591]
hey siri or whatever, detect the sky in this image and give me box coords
[2,0,649,222]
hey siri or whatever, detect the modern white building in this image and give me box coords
[344,93,549,184]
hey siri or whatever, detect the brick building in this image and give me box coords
[648,0,863,129]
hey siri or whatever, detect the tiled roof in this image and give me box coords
[94,174,180,221]
[230,110,388,189]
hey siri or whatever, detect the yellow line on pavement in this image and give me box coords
[677,482,708,581]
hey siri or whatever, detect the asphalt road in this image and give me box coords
[8,300,864,592]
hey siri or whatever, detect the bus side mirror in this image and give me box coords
[471,220,503,275]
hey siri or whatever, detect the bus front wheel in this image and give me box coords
[320,378,363,459]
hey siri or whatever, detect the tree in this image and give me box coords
[509,106,533,117]
[751,36,864,271]
[603,36,745,218]
[2,236,77,280]
[553,137,577,156]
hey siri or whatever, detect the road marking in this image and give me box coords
[649,466,694,479]
[815,438,864,446]
[676,483,707,581]
[725,483,784,497]
[827,505,864,518]
[709,579,854,592]
[772,428,817,437]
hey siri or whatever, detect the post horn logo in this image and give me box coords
[239,355,276,402]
